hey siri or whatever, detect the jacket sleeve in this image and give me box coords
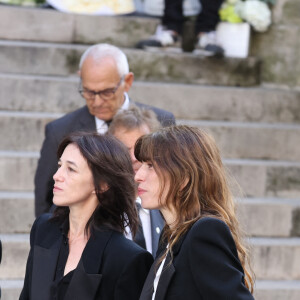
[114,250,154,300]
[188,218,254,300]
[34,123,59,217]
[19,216,42,300]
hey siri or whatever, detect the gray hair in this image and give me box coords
[79,44,129,77]
[108,104,160,135]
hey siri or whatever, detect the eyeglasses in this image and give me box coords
[79,76,124,101]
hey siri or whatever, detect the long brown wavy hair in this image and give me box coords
[134,125,254,293]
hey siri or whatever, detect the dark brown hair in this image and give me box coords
[134,125,254,292]
[52,131,138,237]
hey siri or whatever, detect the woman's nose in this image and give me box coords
[134,165,144,182]
[53,167,63,181]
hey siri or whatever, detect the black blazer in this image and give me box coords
[140,217,255,300]
[34,103,175,217]
[20,214,154,300]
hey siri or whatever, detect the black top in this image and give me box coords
[50,220,74,300]
[19,213,154,300]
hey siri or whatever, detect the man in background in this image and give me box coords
[34,43,175,217]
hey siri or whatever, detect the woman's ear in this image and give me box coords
[99,182,109,193]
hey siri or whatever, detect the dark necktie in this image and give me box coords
[105,119,112,127]
[134,203,147,250]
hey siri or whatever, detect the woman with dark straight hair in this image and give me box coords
[134,125,255,300]
[20,132,153,300]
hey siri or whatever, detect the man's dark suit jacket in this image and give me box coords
[148,210,164,257]
[35,103,175,217]
[20,214,153,300]
[139,217,255,300]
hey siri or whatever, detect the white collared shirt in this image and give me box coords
[152,247,169,300]
[95,93,130,134]
[125,197,153,254]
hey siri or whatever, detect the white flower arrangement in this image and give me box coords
[219,0,275,32]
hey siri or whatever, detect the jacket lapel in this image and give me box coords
[78,106,96,131]
[139,252,175,300]
[64,228,113,300]
[140,228,189,300]
[64,260,102,300]
[150,210,164,257]
[154,252,175,300]
[31,236,62,300]
[139,258,158,300]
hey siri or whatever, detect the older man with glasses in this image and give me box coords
[34,43,175,218]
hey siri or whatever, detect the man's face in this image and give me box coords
[113,125,151,173]
[79,56,133,121]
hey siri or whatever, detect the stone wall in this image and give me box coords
[250,0,300,88]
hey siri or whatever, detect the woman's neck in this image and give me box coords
[160,206,177,229]
[68,211,89,239]
[68,197,98,238]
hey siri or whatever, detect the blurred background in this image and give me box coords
[0,0,299,299]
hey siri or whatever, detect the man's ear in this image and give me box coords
[123,72,134,92]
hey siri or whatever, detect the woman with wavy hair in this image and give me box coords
[134,125,255,300]
[20,132,153,300]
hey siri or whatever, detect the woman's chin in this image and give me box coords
[53,197,66,207]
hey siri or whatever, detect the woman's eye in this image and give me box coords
[147,163,153,169]
[68,167,75,172]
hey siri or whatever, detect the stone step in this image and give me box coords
[0,40,260,86]
[0,192,35,234]
[1,193,299,238]
[1,73,300,123]
[1,151,300,198]
[254,280,300,300]
[252,237,300,280]
[237,198,300,238]
[1,234,299,280]
[180,120,300,161]
[250,24,300,88]
[1,279,300,300]
[0,5,159,47]
[0,280,24,300]
[0,234,29,280]
[1,110,300,160]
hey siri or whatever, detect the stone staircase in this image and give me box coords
[0,3,300,300]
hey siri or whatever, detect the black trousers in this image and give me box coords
[162,0,224,34]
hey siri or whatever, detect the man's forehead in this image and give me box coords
[82,55,118,71]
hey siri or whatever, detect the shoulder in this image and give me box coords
[110,231,149,254]
[46,106,88,130]
[108,231,152,261]
[184,217,239,259]
[30,213,58,245]
[191,217,231,235]
[186,217,235,248]
[32,213,53,230]
[44,106,92,144]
